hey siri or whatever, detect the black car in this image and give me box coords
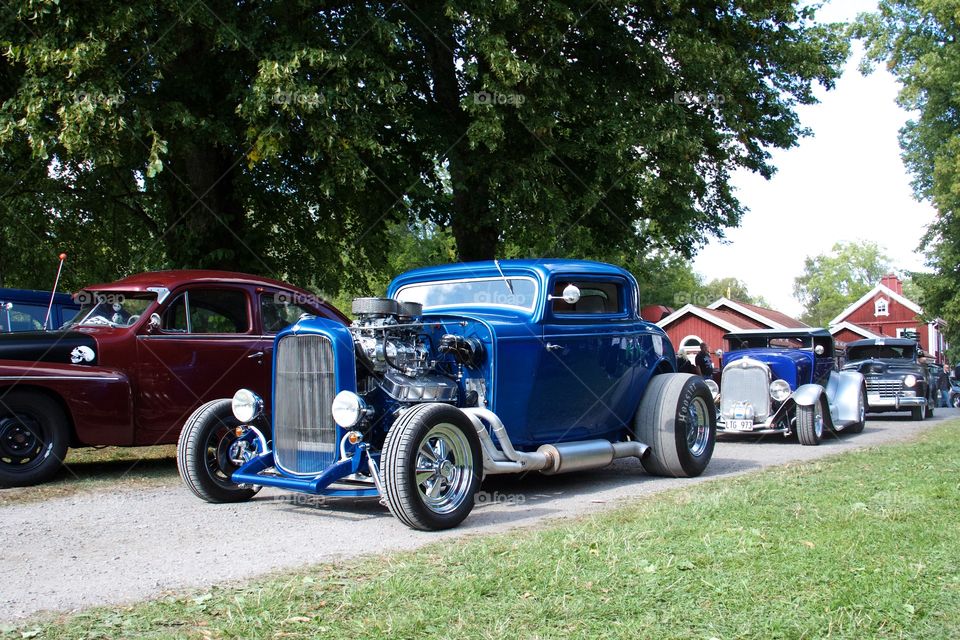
[841,338,932,420]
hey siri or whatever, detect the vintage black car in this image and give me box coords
[841,338,932,420]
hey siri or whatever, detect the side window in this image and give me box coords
[260,293,316,334]
[190,290,249,334]
[551,281,623,315]
[160,290,250,334]
[6,304,47,331]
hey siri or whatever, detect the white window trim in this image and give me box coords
[874,298,889,317]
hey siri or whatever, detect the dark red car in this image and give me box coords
[0,271,347,486]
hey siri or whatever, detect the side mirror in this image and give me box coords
[548,284,581,305]
[714,349,723,358]
[147,313,162,333]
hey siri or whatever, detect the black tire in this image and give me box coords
[925,403,934,418]
[797,398,824,446]
[953,395,960,409]
[633,373,716,478]
[911,406,924,421]
[846,387,867,434]
[177,399,259,503]
[0,390,70,487]
[381,403,482,531]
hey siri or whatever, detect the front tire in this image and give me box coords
[0,390,69,487]
[911,406,924,421]
[381,404,482,531]
[177,399,259,503]
[797,398,824,446]
[634,373,716,477]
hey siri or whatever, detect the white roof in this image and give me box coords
[828,321,881,340]
[707,297,785,329]
[829,283,922,326]
[656,304,742,333]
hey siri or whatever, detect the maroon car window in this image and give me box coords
[160,289,250,334]
[260,294,316,334]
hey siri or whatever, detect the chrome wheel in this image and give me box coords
[813,402,824,439]
[414,422,474,515]
[686,396,711,457]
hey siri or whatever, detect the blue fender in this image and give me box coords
[791,384,824,407]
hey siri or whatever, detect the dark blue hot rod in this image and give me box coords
[716,329,866,445]
[177,260,717,530]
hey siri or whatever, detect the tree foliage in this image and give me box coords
[1,1,848,294]
[793,241,892,327]
[855,1,960,357]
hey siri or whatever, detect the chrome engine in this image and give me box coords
[350,298,459,403]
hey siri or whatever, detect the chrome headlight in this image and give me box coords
[231,389,263,423]
[903,374,917,388]
[769,379,791,402]
[331,390,368,428]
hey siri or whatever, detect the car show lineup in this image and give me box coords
[0,261,948,529]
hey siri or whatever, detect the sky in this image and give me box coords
[691,0,937,317]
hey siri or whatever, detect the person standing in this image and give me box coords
[695,341,715,380]
[939,364,951,408]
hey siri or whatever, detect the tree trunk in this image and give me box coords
[415,4,500,262]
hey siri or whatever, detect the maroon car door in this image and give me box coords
[133,286,270,445]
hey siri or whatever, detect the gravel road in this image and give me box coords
[3,410,955,621]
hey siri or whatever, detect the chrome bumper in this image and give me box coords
[717,417,788,436]
[866,394,925,409]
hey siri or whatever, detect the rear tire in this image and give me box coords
[177,399,259,503]
[797,398,824,446]
[925,403,934,418]
[634,373,716,477]
[381,404,482,531]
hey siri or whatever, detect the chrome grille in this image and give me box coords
[866,378,903,398]
[720,360,771,420]
[273,334,337,475]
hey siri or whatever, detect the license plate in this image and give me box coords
[728,419,754,431]
[868,394,881,404]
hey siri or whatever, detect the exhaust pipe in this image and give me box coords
[463,408,650,476]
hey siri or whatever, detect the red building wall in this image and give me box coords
[660,316,734,355]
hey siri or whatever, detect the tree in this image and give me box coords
[701,277,768,307]
[854,2,960,355]
[1,2,849,294]
[793,241,892,327]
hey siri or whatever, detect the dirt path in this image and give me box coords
[3,410,955,620]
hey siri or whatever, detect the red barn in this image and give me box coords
[657,298,808,365]
[828,274,947,363]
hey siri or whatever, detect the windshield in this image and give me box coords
[729,336,813,351]
[396,277,538,311]
[847,344,915,361]
[69,292,155,328]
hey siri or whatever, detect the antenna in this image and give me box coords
[43,253,67,331]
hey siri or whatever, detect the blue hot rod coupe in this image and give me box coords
[716,329,867,445]
[178,260,717,530]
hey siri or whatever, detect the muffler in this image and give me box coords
[462,407,650,475]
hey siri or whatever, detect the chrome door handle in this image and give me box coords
[545,343,563,352]
[247,351,264,360]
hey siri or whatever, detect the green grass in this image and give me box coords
[0,445,178,506]
[9,423,960,639]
